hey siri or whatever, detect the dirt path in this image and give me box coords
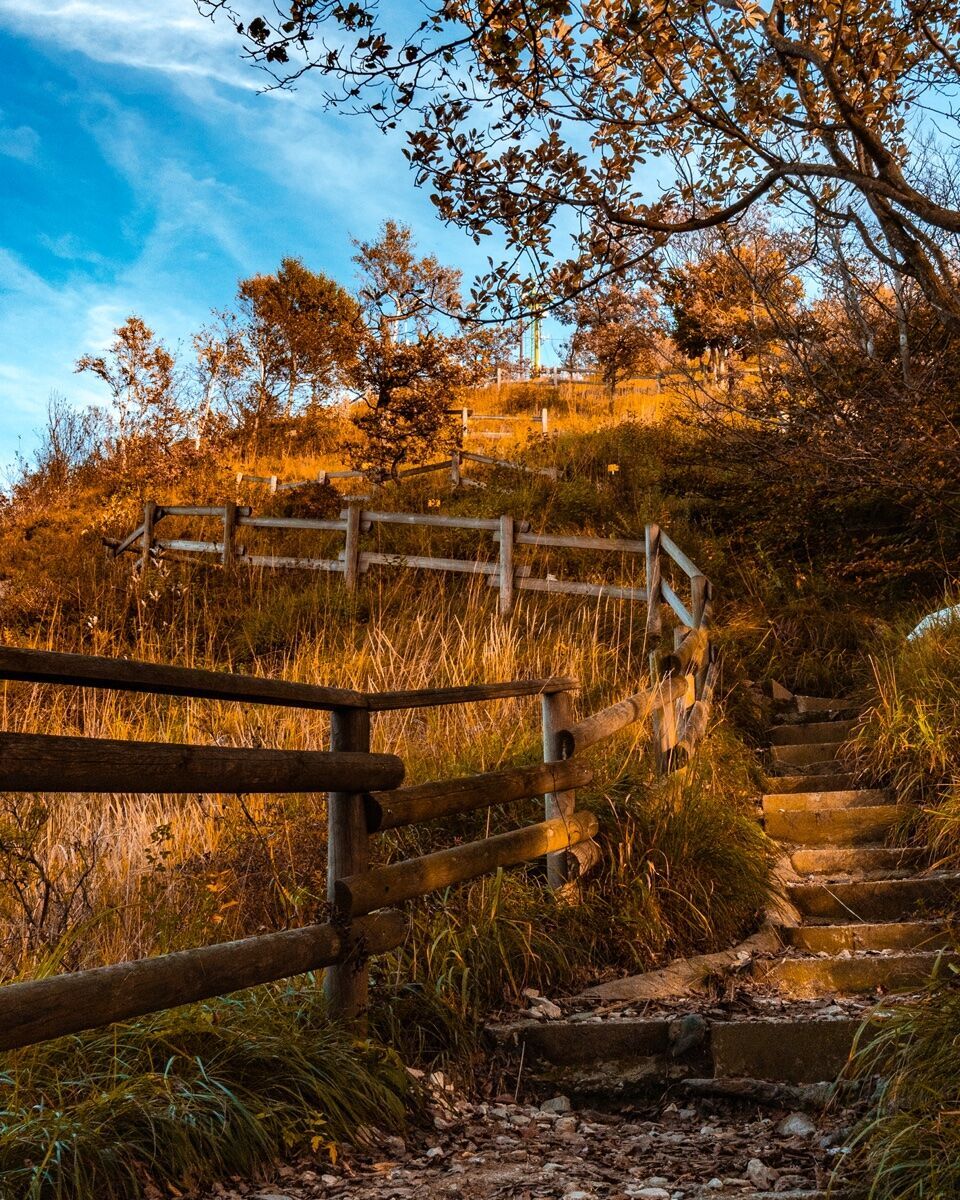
[198,1086,850,1200]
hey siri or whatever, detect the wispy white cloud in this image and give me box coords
[38,232,107,264]
[0,109,40,162]
[0,0,259,91]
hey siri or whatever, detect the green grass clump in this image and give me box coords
[0,981,413,1200]
[851,602,960,864]
[838,960,960,1200]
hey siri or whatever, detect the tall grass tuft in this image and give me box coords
[0,980,412,1200]
[851,602,960,864]
[838,959,960,1200]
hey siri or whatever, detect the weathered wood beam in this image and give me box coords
[366,677,577,712]
[0,912,404,1052]
[365,759,592,832]
[0,732,404,794]
[516,578,647,603]
[557,675,689,758]
[0,646,367,710]
[335,812,599,916]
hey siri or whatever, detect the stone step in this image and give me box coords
[710,1017,864,1085]
[768,720,857,747]
[788,872,960,922]
[770,742,842,767]
[487,1014,868,1085]
[763,771,858,793]
[794,695,856,715]
[765,805,904,846]
[753,950,956,997]
[486,1017,677,1068]
[790,845,924,875]
[783,918,951,954]
[763,789,888,814]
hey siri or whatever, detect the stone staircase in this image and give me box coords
[483,692,959,1195]
[489,691,956,1112]
[756,693,956,999]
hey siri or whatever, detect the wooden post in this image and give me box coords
[648,649,666,776]
[325,706,371,1023]
[499,514,515,616]
[140,501,157,575]
[691,574,708,628]
[541,689,576,888]
[269,475,278,495]
[450,450,461,486]
[691,575,711,699]
[342,504,362,593]
[461,407,470,434]
[645,523,662,637]
[541,406,549,434]
[222,502,237,568]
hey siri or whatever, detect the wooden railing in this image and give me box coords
[235,449,555,496]
[0,524,714,1044]
[114,503,657,615]
[455,406,550,437]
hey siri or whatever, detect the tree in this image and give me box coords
[348,222,504,479]
[202,1,960,325]
[561,283,664,405]
[192,312,249,450]
[235,258,361,451]
[663,232,804,377]
[75,317,180,468]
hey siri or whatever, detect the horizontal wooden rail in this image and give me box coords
[237,515,347,532]
[335,812,598,917]
[0,912,404,1052]
[157,538,223,555]
[161,505,249,518]
[0,732,405,794]
[0,647,580,720]
[364,759,593,832]
[360,551,499,576]
[0,647,368,710]
[461,452,557,479]
[358,510,503,532]
[365,677,577,712]
[395,461,450,479]
[517,578,647,603]
[508,532,645,553]
[244,554,343,573]
[557,675,689,758]
[119,500,656,617]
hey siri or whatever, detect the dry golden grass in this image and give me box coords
[0,550,653,977]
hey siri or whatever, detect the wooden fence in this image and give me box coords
[112,504,683,617]
[456,406,550,437]
[0,523,713,1044]
[235,448,556,496]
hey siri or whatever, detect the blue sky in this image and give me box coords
[0,0,521,467]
